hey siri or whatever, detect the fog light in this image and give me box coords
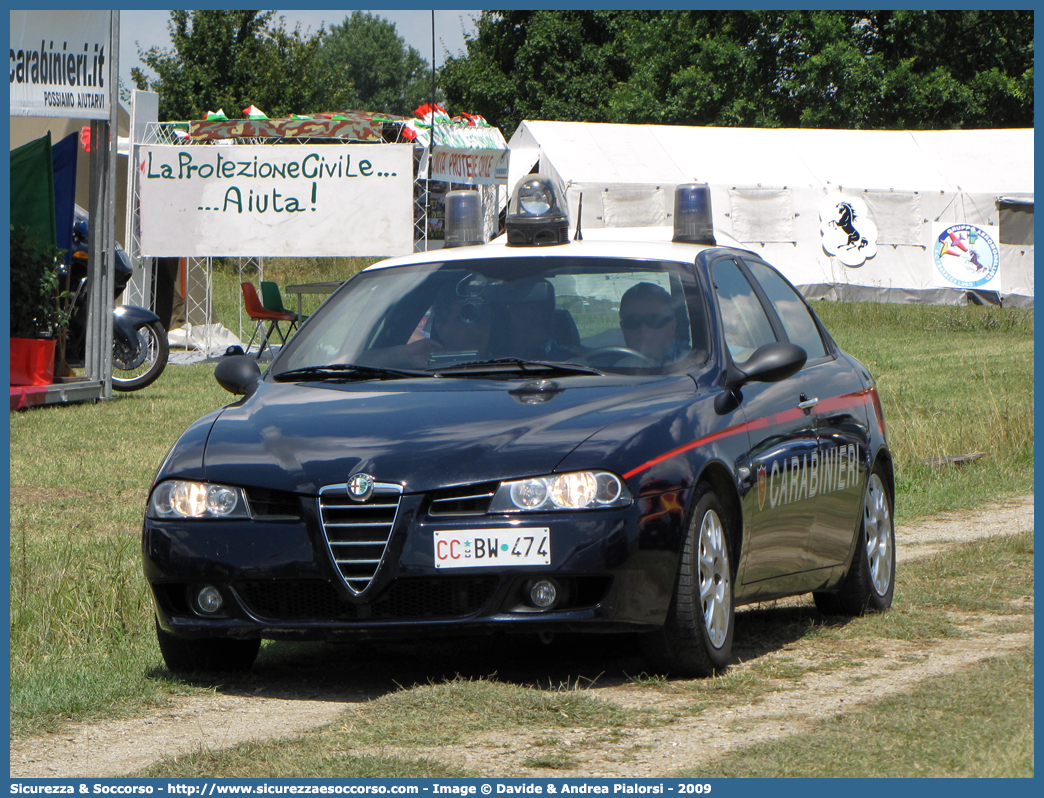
[528,579,558,609]
[196,586,224,614]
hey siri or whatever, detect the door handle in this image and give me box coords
[798,395,819,410]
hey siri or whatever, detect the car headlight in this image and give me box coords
[147,480,250,520]
[489,471,632,513]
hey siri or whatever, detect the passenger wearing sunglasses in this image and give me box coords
[618,282,687,365]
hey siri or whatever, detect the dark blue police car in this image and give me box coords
[143,179,894,677]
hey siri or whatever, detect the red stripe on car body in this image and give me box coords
[815,388,873,414]
[624,388,878,480]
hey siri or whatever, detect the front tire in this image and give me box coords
[641,484,735,677]
[814,467,895,615]
[156,621,260,674]
[112,320,168,391]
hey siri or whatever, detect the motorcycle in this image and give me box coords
[60,206,169,391]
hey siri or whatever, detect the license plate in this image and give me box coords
[433,529,551,569]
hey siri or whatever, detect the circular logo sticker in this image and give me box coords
[933,224,1000,288]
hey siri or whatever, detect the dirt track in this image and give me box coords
[10,495,1034,778]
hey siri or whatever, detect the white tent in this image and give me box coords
[508,121,1033,306]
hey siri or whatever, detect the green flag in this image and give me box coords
[10,132,56,246]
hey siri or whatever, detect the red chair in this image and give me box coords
[241,282,295,358]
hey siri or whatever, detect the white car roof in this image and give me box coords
[364,227,753,272]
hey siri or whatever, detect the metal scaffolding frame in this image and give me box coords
[482,183,502,242]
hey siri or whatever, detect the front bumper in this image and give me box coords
[143,489,690,640]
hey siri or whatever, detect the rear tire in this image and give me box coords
[813,466,895,615]
[112,320,168,391]
[156,621,260,673]
[641,484,735,677]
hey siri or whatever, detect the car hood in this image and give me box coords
[193,375,695,495]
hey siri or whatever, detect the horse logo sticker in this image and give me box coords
[820,194,878,267]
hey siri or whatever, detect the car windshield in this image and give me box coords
[272,256,709,377]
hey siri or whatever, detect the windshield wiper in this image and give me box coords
[273,363,433,382]
[432,358,605,377]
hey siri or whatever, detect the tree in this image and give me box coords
[313,11,436,117]
[440,10,634,133]
[440,10,1033,133]
[605,12,775,127]
[132,11,325,121]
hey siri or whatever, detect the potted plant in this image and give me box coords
[10,224,68,386]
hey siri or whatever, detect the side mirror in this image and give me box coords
[728,342,806,387]
[215,355,261,396]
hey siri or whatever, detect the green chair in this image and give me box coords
[260,281,305,333]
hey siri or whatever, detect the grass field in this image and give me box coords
[133,531,1035,778]
[814,301,1034,519]
[8,279,1034,775]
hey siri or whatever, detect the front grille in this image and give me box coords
[234,577,499,621]
[428,481,499,516]
[318,483,402,594]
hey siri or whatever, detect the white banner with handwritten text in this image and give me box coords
[138,144,414,257]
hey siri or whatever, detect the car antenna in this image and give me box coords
[573,192,583,241]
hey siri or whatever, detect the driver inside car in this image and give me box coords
[618,282,688,365]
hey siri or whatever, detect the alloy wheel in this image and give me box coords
[698,509,731,649]
[864,473,893,596]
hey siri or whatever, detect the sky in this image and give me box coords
[118,9,480,93]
